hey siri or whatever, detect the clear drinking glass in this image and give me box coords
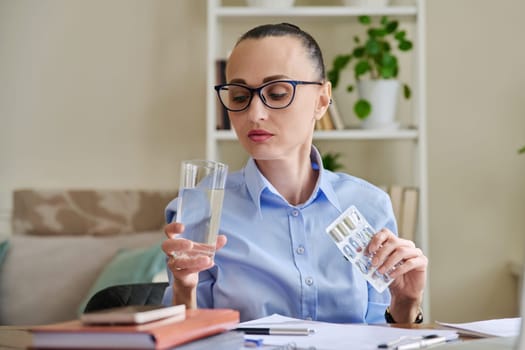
[175,159,228,259]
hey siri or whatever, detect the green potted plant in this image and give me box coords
[327,15,413,129]
[321,151,344,172]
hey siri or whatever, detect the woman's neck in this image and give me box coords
[255,151,319,206]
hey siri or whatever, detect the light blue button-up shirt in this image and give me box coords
[162,147,395,323]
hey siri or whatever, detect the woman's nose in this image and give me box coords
[246,93,269,121]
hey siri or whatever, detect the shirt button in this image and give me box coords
[291,210,299,217]
[296,246,305,255]
[305,277,314,286]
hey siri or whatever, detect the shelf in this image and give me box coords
[212,128,419,141]
[215,6,418,18]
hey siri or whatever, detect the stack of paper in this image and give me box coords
[238,314,459,350]
[436,317,522,338]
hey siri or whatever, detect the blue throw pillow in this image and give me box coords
[0,240,10,267]
[78,243,166,315]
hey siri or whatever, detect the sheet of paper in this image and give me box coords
[436,317,521,338]
[239,314,459,350]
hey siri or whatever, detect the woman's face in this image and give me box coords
[225,35,330,162]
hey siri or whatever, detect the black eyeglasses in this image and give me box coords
[214,80,323,112]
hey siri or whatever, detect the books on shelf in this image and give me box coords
[387,186,419,241]
[329,98,345,130]
[388,185,404,224]
[315,97,345,131]
[30,308,240,349]
[399,187,419,241]
[215,59,230,130]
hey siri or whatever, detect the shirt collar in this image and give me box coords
[243,146,342,215]
[309,146,342,211]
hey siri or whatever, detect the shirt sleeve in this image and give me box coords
[196,268,216,309]
[365,284,391,324]
[165,197,178,224]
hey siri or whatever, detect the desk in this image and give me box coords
[0,323,477,350]
[390,323,478,341]
[0,326,32,349]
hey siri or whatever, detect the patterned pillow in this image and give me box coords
[12,189,177,236]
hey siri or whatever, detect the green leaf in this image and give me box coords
[519,145,525,154]
[333,54,352,69]
[354,99,371,120]
[346,85,354,93]
[385,21,399,34]
[368,28,387,38]
[380,66,396,78]
[328,55,352,88]
[366,39,381,55]
[395,30,406,41]
[359,16,371,25]
[403,84,411,99]
[399,40,413,51]
[354,60,370,77]
[380,16,388,25]
[327,70,339,88]
[353,47,365,58]
[381,53,396,68]
[382,41,392,52]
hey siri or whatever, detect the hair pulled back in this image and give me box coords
[236,23,326,81]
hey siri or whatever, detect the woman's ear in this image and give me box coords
[314,81,332,121]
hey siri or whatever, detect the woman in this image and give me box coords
[161,23,427,324]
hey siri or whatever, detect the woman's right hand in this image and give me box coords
[161,222,227,290]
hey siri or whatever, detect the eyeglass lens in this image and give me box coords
[217,81,295,111]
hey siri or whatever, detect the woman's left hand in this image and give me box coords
[367,228,428,318]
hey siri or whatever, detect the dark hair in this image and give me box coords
[236,23,326,81]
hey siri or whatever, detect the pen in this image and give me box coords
[234,327,315,336]
[395,335,447,350]
[244,338,264,347]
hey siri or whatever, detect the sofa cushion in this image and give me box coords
[12,189,176,236]
[0,240,9,269]
[0,231,164,325]
[77,243,167,315]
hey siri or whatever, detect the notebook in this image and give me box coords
[438,263,525,350]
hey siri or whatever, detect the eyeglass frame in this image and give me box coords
[214,79,324,112]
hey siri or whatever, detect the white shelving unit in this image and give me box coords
[206,0,428,318]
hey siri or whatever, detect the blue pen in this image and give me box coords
[244,338,264,347]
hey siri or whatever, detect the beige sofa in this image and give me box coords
[0,189,176,325]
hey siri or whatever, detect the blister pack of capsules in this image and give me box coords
[325,206,393,293]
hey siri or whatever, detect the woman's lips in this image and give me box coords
[248,129,273,142]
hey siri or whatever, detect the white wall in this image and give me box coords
[427,0,525,322]
[0,0,208,219]
[1,0,524,322]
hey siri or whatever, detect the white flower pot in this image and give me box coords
[342,0,391,7]
[357,79,400,129]
[246,0,295,8]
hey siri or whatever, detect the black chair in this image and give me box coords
[84,282,169,313]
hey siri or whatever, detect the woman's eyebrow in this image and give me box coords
[228,75,291,85]
[262,75,290,82]
[229,78,246,84]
